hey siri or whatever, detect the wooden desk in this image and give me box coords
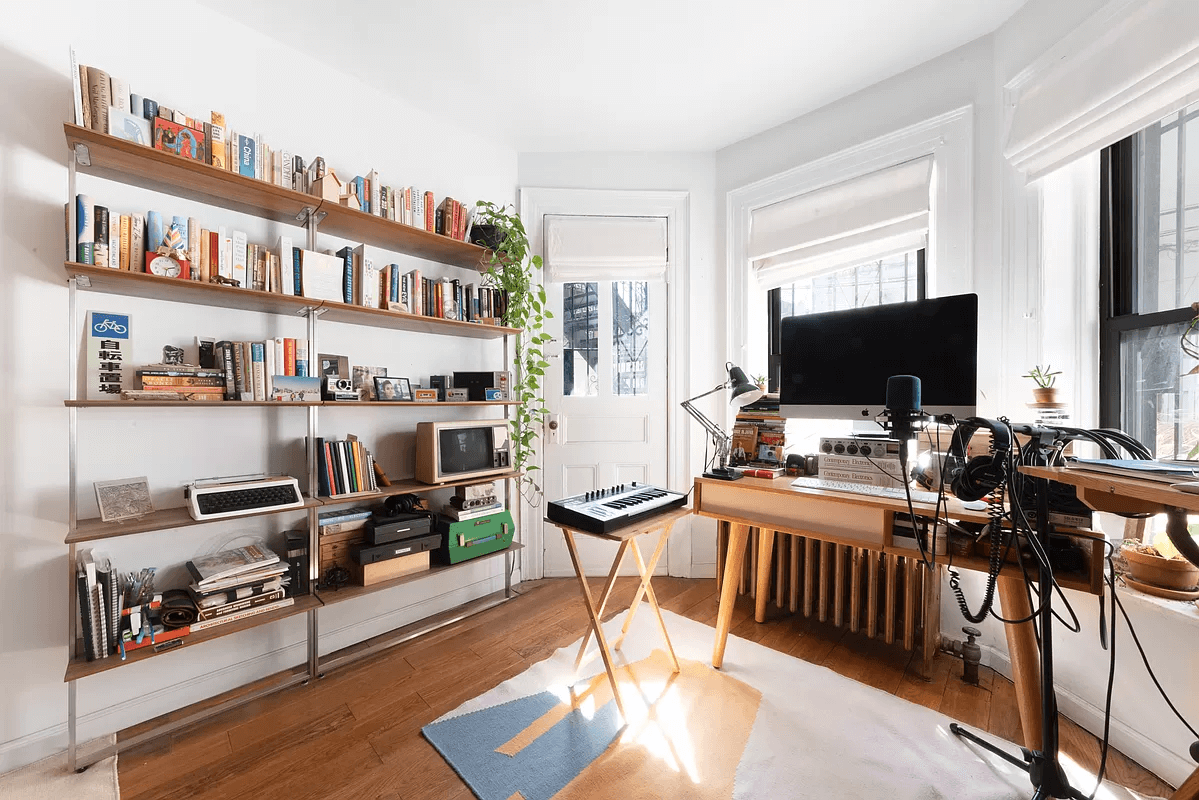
[545,505,691,722]
[695,475,1105,753]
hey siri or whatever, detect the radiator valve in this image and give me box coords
[961,626,982,685]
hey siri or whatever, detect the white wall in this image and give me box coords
[712,0,1198,786]
[516,153,719,577]
[0,1,516,771]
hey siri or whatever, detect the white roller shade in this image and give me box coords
[748,156,931,289]
[543,215,668,282]
[1005,0,1199,181]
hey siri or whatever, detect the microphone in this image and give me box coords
[882,375,930,448]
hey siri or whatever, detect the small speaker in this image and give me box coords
[786,454,805,477]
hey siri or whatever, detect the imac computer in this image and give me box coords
[779,293,978,421]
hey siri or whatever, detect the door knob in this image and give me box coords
[548,419,559,431]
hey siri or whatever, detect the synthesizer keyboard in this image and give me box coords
[547,482,687,534]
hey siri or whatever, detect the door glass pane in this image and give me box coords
[563,282,598,396]
[612,281,649,396]
[1120,319,1199,458]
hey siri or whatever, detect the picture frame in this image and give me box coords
[374,376,412,402]
[352,365,387,400]
[94,477,154,522]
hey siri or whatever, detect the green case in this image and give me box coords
[436,510,514,564]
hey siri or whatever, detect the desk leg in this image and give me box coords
[713,523,751,669]
[563,530,628,722]
[755,528,775,623]
[921,562,941,680]
[575,539,630,672]
[997,575,1043,750]
[716,520,728,590]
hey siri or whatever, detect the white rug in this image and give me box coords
[0,739,118,800]
[433,608,1160,800]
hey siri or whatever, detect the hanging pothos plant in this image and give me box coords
[474,200,553,499]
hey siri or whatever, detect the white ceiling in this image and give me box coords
[202,0,1027,152]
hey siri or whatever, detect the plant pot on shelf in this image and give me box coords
[469,224,503,251]
[1032,387,1058,404]
[1123,547,1199,591]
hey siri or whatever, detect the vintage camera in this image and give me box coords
[324,376,357,401]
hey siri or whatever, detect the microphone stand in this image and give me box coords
[949,426,1087,800]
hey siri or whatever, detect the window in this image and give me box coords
[1100,100,1199,459]
[766,249,925,392]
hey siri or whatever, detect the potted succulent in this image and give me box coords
[752,374,768,393]
[474,200,554,498]
[1023,365,1062,404]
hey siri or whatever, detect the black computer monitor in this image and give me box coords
[779,293,978,421]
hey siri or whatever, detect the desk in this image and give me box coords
[694,475,1105,753]
[545,505,691,722]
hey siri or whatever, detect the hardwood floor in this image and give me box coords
[117,577,1175,799]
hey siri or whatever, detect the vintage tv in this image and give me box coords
[415,420,512,484]
[779,293,978,421]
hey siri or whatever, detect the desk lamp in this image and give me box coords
[682,362,764,480]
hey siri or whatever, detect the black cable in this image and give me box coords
[1087,557,1118,800]
[1112,576,1199,741]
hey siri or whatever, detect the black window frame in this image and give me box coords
[766,249,926,393]
[1099,122,1199,433]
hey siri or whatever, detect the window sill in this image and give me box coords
[1114,579,1199,628]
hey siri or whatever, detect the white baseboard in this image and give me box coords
[982,643,1191,788]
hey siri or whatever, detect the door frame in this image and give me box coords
[518,187,691,580]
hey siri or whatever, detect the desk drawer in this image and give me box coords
[698,482,885,548]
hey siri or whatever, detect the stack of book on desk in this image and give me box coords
[731,394,786,471]
[186,544,292,630]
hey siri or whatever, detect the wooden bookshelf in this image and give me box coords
[318,543,522,607]
[66,499,322,545]
[67,399,516,408]
[64,593,321,682]
[316,298,518,338]
[65,124,494,271]
[65,399,322,408]
[65,262,519,340]
[66,124,317,226]
[318,471,522,506]
[66,262,315,317]
[317,201,491,271]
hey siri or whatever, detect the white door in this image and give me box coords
[542,278,669,577]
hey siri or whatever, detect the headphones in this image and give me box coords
[946,417,1011,502]
[383,493,423,515]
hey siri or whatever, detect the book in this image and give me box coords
[187,563,289,595]
[189,596,294,632]
[238,134,255,177]
[93,205,109,268]
[295,338,309,377]
[119,215,131,271]
[440,502,504,521]
[147,211,164,253]
[335,246,354,304]
[251,341,266,401]
[1064,458,1199,483]
[75,194,93,264]
[187,544,281,589]
[232,231,247,287]
[278,236,294,295]
[152,117,206,161]
[85,67,111,134]
[197,588,286,621]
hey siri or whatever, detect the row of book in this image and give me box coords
[136,338,313,402]
[75,550,121,661]
[185,544,294,628]
[316,436,384,498]
[72,54,475,242]
[72,195,508,324]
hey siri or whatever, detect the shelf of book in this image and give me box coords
[65,262,520,340]
[65,123,493,272]
[66,399,517,408]
[316,201,491,271]
[316,299,519,339]
[318,471,523,506]
[66,499,323,545]
[65,400,323,407]
[64,593,321,682]
[66,262,315,317]
[317,542,522,608]
[66,124,316,226]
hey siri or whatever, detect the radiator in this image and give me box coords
[718,526,935,653]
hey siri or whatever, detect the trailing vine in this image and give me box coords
[475,200,553,499]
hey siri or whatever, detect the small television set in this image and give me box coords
[415,421,512,484]
[779,293,978,421]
